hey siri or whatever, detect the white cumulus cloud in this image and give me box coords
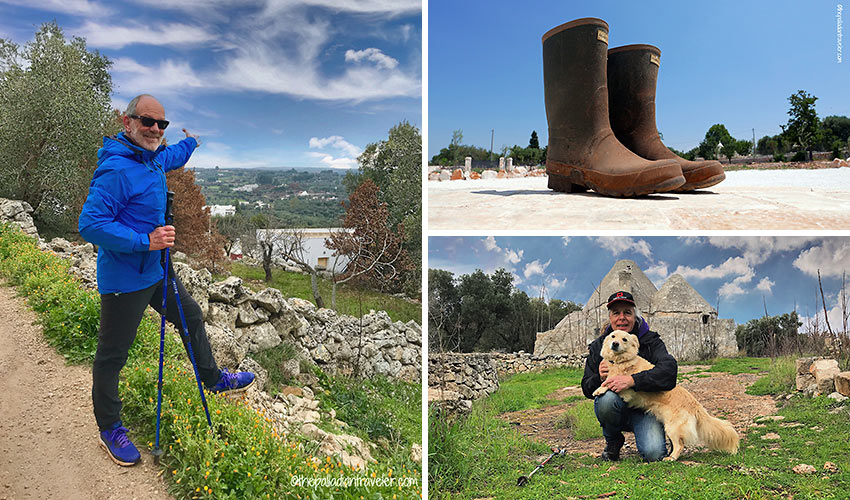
[524,259,551,279]
[345,48,398,69]
[756,276,775,293]
[308,135,361,158]
[793,239,850,278]
[592,236,652,259]
[483,236,500,252]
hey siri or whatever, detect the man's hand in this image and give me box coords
[601,374,635,393]
[183,128,201,147]
[149,225,175,251]
[599,359,609,380]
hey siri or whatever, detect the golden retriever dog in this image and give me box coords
[592,330,739,460]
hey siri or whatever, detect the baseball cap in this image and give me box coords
[606,291,635,308]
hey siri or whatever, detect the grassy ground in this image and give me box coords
[225,262,421,324]
[429,357,850,500]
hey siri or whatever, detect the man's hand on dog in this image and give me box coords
[601,374,635,393]
[599,360,609,380]
[149,225,176,251]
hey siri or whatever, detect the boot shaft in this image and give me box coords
[542,18,612,153]
[607,44,669,158]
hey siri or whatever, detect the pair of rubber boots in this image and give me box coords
[543,18,725,196]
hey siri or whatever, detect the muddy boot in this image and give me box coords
[601,440,622,461]
[607,44,726,191]
[542,18,684,197]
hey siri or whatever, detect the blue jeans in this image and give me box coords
[594,390,668,462]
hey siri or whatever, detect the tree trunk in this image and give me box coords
[310,272,325,309]
[262,246,272,282]
[331,280,337,310]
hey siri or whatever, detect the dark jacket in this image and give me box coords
[581,316,678,399]
[78,132,197,294]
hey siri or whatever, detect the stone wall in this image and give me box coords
[0,202,421,383]
[428,353,500,414]
[488,351,586,378]
[0,199,39,238]
[428,351,587,414]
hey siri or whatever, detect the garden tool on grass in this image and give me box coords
[153,191,213,464]
[517,447,566,487]
[542,18,684,196]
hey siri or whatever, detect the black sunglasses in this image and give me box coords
[129,114,169,130]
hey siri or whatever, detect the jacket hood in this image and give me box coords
[604,315,650,339]
[98,132,165,165]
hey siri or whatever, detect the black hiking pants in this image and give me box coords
[92,269,219,431]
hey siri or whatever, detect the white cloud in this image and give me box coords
[524,259,551,279]
[799,294,850,334]
[547,276,566,291]
[718,280,747,299]
[305,152,358,169]
[561,237,571,246]
[793,239,850,278]
[264,0,420,15]
[706,236,817,266]
[111,57,205,95]
[105,8,419,102]
[504,249,523,265]
[483,236,500,252]
[72,21,216,49]
[645,262,669,286]
[756,276,775,294]
[308,135,361,158]
[593,236,652,259]
[672,256,753,282]
[0,0,106,15]
[345,48,398,69]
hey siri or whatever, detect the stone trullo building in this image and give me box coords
[534,260,738,361]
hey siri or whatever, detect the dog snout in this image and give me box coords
[611,341,619,351]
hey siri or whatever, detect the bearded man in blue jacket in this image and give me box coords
[79,94,254,467]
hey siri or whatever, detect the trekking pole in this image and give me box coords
[517,447,566,487]
[152,191,213,465]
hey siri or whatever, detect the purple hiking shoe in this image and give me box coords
[207,369,255,394]
[99,421,141,466]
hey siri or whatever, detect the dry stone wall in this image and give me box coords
[428,351,587,414]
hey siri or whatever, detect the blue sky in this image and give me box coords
[428,0,850,159]
[0,0,421,169]
[429,236,850,329]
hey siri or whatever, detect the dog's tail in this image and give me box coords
[695,408,739,454]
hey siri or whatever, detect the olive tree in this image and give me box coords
[0,22,118,234]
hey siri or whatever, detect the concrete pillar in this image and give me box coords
[506,157,513,172]
[464,156,472,173]
[499,156,505,171]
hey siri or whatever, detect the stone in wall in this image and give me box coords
[0,198,39,238]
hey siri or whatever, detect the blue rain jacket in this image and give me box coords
[78,132,198,294]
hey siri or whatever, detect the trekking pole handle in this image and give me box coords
[165,190,175,226]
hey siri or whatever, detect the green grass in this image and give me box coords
[488,367,584,413]
[561,399,602,440]
[250,341,301,394]
[226,262,420,324]
[430,356,850,500]
[0,223,422,499]
[747,356,797,396]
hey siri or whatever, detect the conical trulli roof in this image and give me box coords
[650,274,714,314]
[584,259,658,314]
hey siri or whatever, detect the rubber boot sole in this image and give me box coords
[674,164,727,192]
[99,437,141,467]
[547,165,685,197]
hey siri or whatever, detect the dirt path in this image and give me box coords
[0,283,172,500]
[499,365,777,461]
